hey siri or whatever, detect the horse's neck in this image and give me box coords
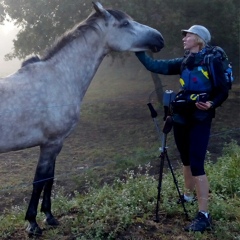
[50,36,107,99]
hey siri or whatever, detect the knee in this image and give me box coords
[191,165,205,176]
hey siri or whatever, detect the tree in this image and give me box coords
[0,0,94,59]
[1,0,239,63]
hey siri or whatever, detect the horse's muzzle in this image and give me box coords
[151,45,163,53]
[150,35,164,53]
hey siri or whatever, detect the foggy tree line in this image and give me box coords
[0,0,239,78]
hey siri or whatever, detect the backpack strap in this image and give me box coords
[203,46,223,88]
[180,50,190,72]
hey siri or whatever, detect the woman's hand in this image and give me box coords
[195,101,213,110]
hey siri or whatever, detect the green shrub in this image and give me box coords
[72,163,157,239]
[206,140,240,198]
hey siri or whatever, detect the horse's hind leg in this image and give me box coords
[25,143,63,236]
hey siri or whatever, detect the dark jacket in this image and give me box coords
[135,51,228,110]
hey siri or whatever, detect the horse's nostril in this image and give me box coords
[153,46,159,52]
[151,44,163,53]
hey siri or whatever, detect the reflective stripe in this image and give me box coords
[190,94,198,101]
[179,78,185,87]
[199,68,209,79]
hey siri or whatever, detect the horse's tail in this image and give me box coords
[21,56,41,68]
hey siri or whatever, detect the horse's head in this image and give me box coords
[92,2,164,53]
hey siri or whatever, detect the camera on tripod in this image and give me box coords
[163,90,176,120]
[147,89,189,222]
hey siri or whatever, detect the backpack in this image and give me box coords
[203,46,234,90]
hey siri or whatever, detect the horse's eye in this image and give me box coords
[121,20,129,27]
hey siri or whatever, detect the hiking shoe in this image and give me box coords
[177,194,197,204]
[184,212,213,232]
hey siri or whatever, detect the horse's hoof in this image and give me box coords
[44,216,59,226]
[26,223,43,237]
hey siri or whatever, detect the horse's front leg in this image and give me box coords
[25,178,45,236]
[25,143,62,236]
[41,177,60,226]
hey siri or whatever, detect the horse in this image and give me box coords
[0,2,164,236]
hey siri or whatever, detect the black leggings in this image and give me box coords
[173,120,212,176]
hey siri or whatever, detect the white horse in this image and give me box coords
[0,2,164,236]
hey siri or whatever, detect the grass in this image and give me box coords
[0,141,240,239]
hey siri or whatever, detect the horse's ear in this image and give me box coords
[92,2,111,20]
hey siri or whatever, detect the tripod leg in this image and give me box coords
[165,151,189,220]
[154,151,165,222]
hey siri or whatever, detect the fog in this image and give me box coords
[0,21,21,77]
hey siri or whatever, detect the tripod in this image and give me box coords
[147,103,189,222]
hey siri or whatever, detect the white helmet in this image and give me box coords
[181,25,211,43]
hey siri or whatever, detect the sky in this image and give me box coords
[0,20,21,77]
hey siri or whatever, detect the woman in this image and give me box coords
[135,25,228,232]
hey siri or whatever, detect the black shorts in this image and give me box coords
[173,119,212,176]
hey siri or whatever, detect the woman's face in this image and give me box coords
[182,33,199,52]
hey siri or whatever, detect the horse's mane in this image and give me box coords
[21,9,131,67]
[21,56,41,67]
[40,9,131,61]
